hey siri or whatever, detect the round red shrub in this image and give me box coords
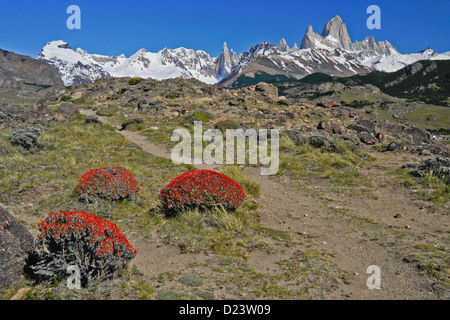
[76,167,139,201]
[158,170,246,214]
[29,211,137,286]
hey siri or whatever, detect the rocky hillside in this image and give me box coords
[275,60,450,107]
[218,15,450,88]
[0,49,63,105]
[0,76,448,301]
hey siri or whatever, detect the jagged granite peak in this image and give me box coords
[352,37,398,57]
[219,41,372,87]
[320,15,352,50]
[277,38,290,52]
[216,42,240,80]
[298,15,410,71]
[300,25,317,49]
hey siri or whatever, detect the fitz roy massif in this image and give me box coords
[36,15,450,87]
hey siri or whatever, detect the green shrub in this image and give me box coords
[60,95,72,102]
[166,93,179,99]
[128,77,143,85]
[120,118,144,130]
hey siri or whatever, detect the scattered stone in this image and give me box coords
[357,131,377,145]
[419,149,432,156]
[387,141,403,152]
[58,102,79,116]
[0,206,34,290]
[252,82,278,101]
[317,120,343,134]
[376,132,386,143]
[285,130,307,146]
[394,213,402,219]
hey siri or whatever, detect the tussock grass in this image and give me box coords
[153,206,260,255]
[222,165,261,197]
[393,168,450,208]
[279,135,373,193]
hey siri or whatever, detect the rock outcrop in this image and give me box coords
[0,206,34,290]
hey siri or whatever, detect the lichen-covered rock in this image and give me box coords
[285,130,307,146]
[0,206,34,290]
[357,131,377,145]
[253,82,278,101]
[317,120,343,134]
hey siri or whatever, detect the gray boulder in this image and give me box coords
[58,103,79,116]
[285,130,307,146]
[357,131,377,145]
[0,206,34,289]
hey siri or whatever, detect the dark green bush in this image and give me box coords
[60,95,72,102]
[128,77,143,85]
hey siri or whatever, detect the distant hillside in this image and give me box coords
[274,60,450,106]
[0,48,63,104]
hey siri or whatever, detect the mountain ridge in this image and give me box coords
[32,15,450,87]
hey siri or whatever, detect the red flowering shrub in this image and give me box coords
[28,211,137,286]
[76,167,139,201]
[159,170,246,214]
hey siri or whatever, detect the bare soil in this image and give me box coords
[79,109,449,300]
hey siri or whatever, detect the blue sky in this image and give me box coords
[0,0,449,58]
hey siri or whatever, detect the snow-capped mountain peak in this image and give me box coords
[36,15,449,87]
[37,40,238,85]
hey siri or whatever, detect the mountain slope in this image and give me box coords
[344,60,450,106]
[219,15,449,88]
[275,60,450,107]
[34,15,449,88]
[0,48,64,104]
[218,41,372,88]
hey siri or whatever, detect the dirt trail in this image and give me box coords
[80,109,444,299]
